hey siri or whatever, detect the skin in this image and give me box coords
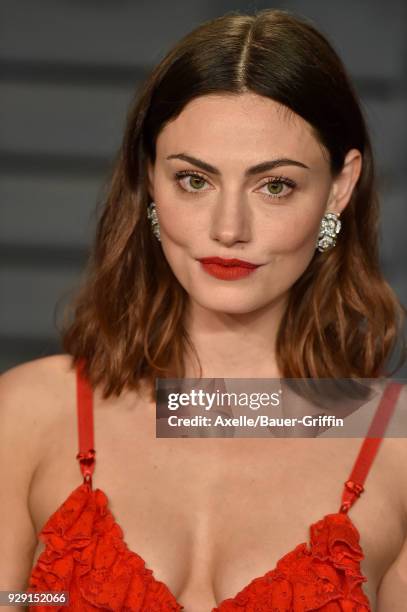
[147,92,361,378]
[0,93,406,612]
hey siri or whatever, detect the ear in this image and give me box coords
[146,159,155,201]
[326,148,362,215]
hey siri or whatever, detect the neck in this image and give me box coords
[183,293,288,379]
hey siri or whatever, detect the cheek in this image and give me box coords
[259,207,322,254]
[153,192,199,282]
[160,208,196,240]
[257,204,325,289]
[154,186,205,246]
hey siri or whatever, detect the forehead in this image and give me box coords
[155,92,327,167]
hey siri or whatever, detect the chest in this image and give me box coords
[29,398,403,610]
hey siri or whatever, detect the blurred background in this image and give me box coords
[1,0,406,375]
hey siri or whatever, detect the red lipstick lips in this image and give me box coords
[198,257,262,280]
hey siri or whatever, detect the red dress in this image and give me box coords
[27,361,402,611]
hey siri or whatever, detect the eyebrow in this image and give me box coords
[166,153,310,176]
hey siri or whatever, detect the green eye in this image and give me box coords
[267,182,284,195]
[174,170,210,193]
[190,176,206,190]
[259,176,296,200]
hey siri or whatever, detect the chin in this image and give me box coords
[189,291,273,315]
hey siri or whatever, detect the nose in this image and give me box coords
[209,193,251,246]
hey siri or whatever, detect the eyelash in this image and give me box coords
[173,170,297,200]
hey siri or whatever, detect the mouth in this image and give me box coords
[197,257,261,269]
[197,257,263,281]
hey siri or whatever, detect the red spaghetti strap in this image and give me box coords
[75,357,96,488]
[339,381,403,513]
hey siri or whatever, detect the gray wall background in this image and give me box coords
[1,0,406,375]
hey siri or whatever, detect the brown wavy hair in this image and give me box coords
[58,8,406,400]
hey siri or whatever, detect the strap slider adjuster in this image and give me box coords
[76,449,96,488]
[339,480,364,513]
[76,448,96,467]
[344,479,364,496]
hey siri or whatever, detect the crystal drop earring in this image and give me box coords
[316,212,341,252]
[147,201,161,242]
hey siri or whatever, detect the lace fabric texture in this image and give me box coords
[27,481,371,611]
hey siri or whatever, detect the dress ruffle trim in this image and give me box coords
[214,513,371,611]
[28,487,371,611]
[27,483,183,611]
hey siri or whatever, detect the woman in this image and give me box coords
[0,7,406,611]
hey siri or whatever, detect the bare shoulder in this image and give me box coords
[389,380,407,433]
[0,354,77,588]
[0,353,76,408]
[391,382,407,516]
[0,353,75,387]
[377,376,407,612]
[0,354,77,463]
[377,381,407,538]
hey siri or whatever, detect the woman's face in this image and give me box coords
[147,92,361,315]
